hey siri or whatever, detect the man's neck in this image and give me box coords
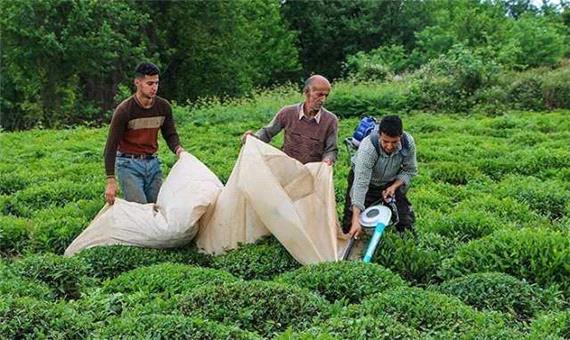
[135,92,154,109]
[302,102,318,117]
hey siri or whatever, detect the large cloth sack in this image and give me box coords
[64,152,222,256]
[196,137,348,264]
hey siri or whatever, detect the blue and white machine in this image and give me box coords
[342,197,398,262]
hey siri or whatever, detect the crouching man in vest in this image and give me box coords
[241,75,338,165]
[342,115,418,239]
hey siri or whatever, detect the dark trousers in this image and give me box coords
[342,169,415,233]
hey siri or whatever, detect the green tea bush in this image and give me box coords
[276,261,405,304]
[496,175,570,220]
[439,228,570,297]
[0,275,54,301]
[0,215,32,256]
[434,272,562,321]
[211,237,300,280]
[0,297,92,339]
[2,180,99,217]
[104,263,239,296]
[287,314,421,339]
[529,311,570,339]
[77,244,211,279]
[374,231,459,285]
[95,314,261,339]
[428,161,483,185]
[359,287,510,336]
[11,253,90,299]
[179,280,329,337]
[0,172,29,195]
[422,209,503,242]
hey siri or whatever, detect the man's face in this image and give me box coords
[135,74,159,99]
[305,82,330,113]
[379,133,401,155]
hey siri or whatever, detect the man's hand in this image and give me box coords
[175,146,185,158]
[348,221,362,239]
[105,177,118,205]
[348,206,362,238]
[382,185,396,202]
[322,159,333,166]
[241,130,254,144]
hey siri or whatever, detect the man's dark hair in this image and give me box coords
[135,63,160,78]
[379,115,403,137]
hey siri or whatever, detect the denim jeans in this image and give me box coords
[115,156,162,204]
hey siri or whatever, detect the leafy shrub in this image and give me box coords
[286,313,421,339]
[11,253,90,299]
[0,297,92,339]
[434,272,562,321]
[0,215,32,256]
[0,172,29,195]
[0,275,54,301]
[104,263,239,297]
[211,237,300,280]
[439,228,570,297]
[496,176,570,220]
[374,231,459,285]
[2,180,98,217]
[422,209,503,242]
[543,67,570,109]
[276,261,405,303]
[506,73,544,110]
[529,311,570,339]
[359,287,510,336]
[179,280,329,337]
[428,161,482,185]
[77,244,211,279]
[96,314,261,339]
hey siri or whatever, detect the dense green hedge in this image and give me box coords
[433,272,562,322]
[0,274,54,301]
[374,231,459,285]
[95,314,261,339]
[76,244,211,279]
[359,287,513,337]
[11,253,90,299]
[276,261,405,304]
[0,215,31,256]
[179,280,329,337]
[439,228,570,297]
[529,311,570,339]
[104,263,239,296]
[211,237,300,280]
[0,297,92,339]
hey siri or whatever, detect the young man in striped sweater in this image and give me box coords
[103,63,185,205]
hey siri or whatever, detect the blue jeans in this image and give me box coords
[116,156,163,204]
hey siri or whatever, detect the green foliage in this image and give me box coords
[434,272,562,321]
[276,261,405,304]
[359,286,512,336]
[0,215,32,256]
[428,161,483,185]
[506,72,545,110]
[0,297,92,338]
[95,314,261,339]
[0,275,54,301]
[179,280,330,337]
[543,66,570,109]
[529,311,570,339]
[211,237,300,280]
[439,228,570,297]
[104,263,238,297]
[374,231,459,285]
[284,313,421,339]
[345,45,409,80]
[421,209,504,242]
[77,244,211,280]
[11,253,90,299]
